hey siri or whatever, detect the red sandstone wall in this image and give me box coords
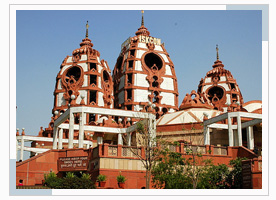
[252,172,262,189]
[97,169,149,189]
[16,150,59,186]
[16,149,90,186]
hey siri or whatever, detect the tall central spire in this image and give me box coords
[135,10,150,36]
[86,21,89,38]
[141,10,144,26]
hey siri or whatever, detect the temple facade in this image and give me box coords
[16,12,262,189]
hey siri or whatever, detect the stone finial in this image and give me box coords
[16,128,19,136]
[38,127,43,136]
[22,128,25,136]
[80,94,85,105]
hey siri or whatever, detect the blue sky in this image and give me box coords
[16,10,262,142]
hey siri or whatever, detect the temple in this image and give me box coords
[16,12,262,189]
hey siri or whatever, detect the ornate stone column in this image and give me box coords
[78,111,84,148]
[227,116,234,146]
[237,115,242,146]
[118,133,123,145]
[58,128,63,149]
[247,126,254,150]
[204,126,210,145]
[53,126,58,149]
[68,110,74,149]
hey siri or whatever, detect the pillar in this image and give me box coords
[78,112,84,148]
[118,133,123,145]
[53,126,58,149]
[97,136,103,145]
[203,125,210,145]
[228,116,234,146]
[20,137,24,161]
[237,115,242,146]
[233,130,239,146]
[247,126,254,150]
[127,133,131,146]
[68,111,74,149]
[58,128,63,149]
[16,139,18,161]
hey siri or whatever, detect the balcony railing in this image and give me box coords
[108,145,118,156]
[213,146,227,155]
[91,143,259,164]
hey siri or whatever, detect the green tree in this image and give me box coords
[152,147,192,189]
[152,142,237,189]
[197,164,230,189]
[226,157,248,189]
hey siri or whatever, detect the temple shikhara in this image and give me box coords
[16,12,262,189]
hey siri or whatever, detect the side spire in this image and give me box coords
[86,21,89,38]
[216,44,219,60]
[212,44,224,68]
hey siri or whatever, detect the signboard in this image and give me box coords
[58,156,88,171]
[242,160,252,189]
[121,36,162,49]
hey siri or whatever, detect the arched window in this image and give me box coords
[65,66,81,84]
[208,86,224,102]
[144,53,163,70]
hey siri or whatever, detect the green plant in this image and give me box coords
[116,173,126,183]
[81,173,91,180]
[97,174,107,182]
[66,172,75,178]
[44,171,57,180]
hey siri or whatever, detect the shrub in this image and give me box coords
[45,176,64,189]
[44,171,95,189]
[97,174,107,182]
[117,174,126,183]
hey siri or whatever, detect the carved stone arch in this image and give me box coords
[206,85,226,111]
[61,65,84,102]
